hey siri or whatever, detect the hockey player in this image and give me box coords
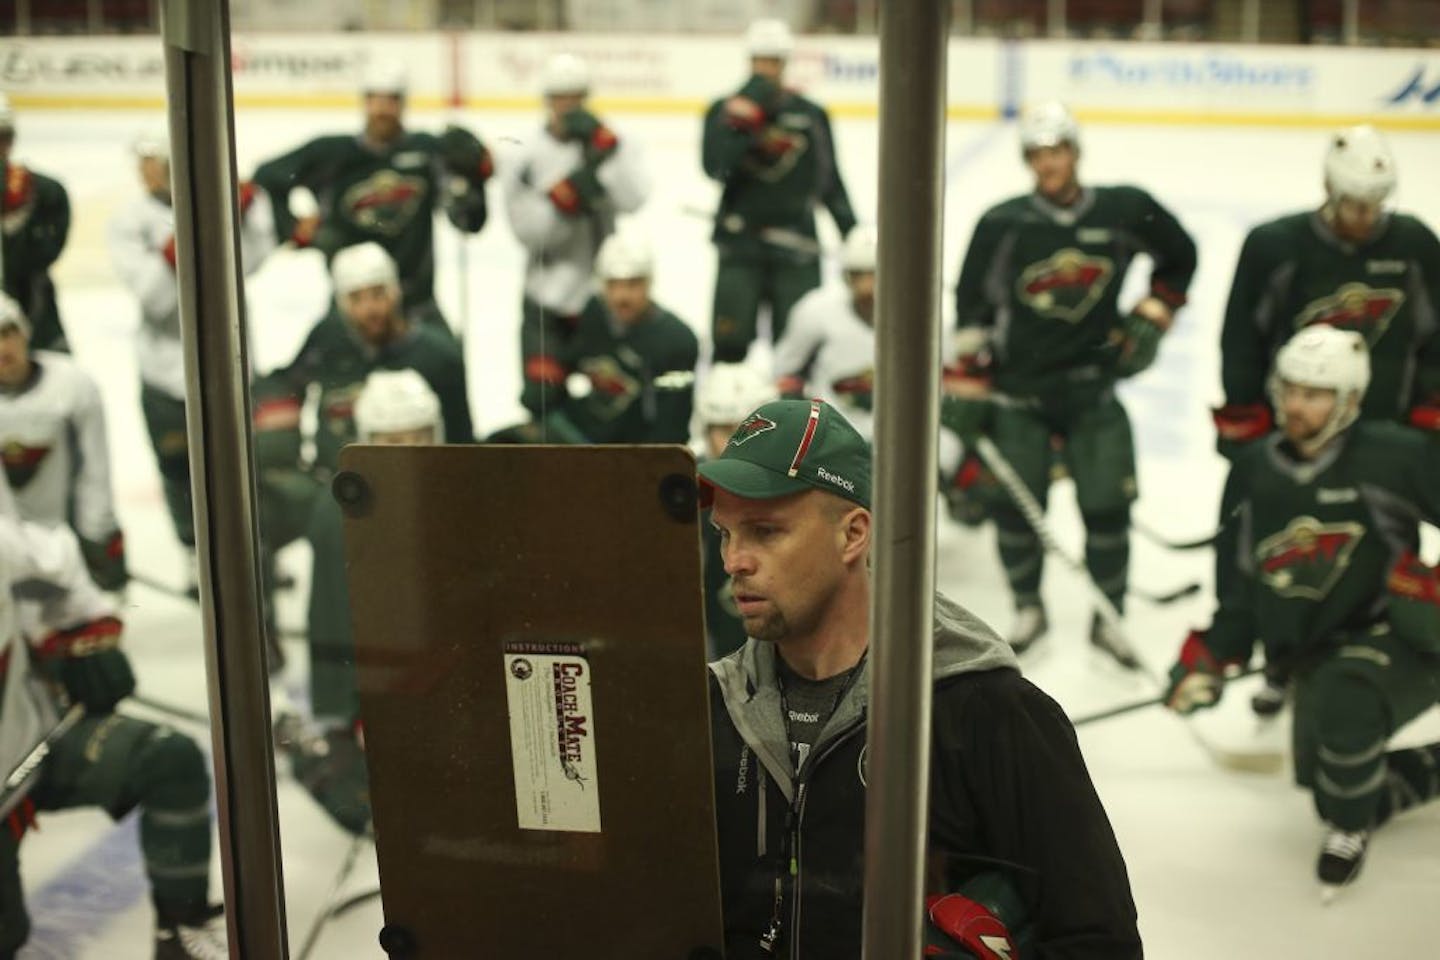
[280,241,472,475]
[699,398,1141,958]
[951,101,1197,663]
[500,231,696,444]
[702,18,857,363]
[1165,325,1440,899]
[0,94,70,353]
[695,363,777,660]
[107,131,275,584]
[0,294,125,590]
[1210,125,1440,716]
[251,61,491,332]
[279,370,445,837]
[504,53,649,408]
[0,506,223,958]
[773,224,877,426]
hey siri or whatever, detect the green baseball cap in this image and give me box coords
[698,398,871,509]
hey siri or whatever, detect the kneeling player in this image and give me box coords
[1166,325,1440,899]
[0,510,221,957]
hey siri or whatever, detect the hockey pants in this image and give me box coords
[711,250,820,363]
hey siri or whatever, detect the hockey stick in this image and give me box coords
[295,828,373,960]
[1133,517,1218,552]
[680,204,826,257]
[128,570,198,603]
[1070,662,1267,727]
[1,703,85,820]
[1131,581,1203,605]
[130,693,211,728]
[328,886,381,918]
[975,436,1282,773]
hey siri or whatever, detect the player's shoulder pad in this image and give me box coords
[1386,212,1440,247]
[1350,419,1427,455]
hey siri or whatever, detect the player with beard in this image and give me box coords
[491,231,695,445]
[1209,125,1440,717]
[0,95,70,352]
[1166,325,1440,901]
[252,61,492,334]
[700,397,1141,959]
[950,100,1196,664]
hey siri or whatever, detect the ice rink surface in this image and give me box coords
[9,99,1440,957]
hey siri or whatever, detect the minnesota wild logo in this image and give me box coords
[1,440,50,489]
[729,413,777,446]
[742,123,809,182]
[1256,516,1365,600]
[576,355,640,420]
[1017,248,1115,323]
[1295,283,1405,346]
[343,169,428,236]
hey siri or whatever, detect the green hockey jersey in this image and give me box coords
[253,130,487,311]
[2,163,69,351]
[528,295,698,445]
[1209,422,1440,665]
[955,185,1196,396]
[1220,211,1440,422]
[285,313,473,472]
[702,83,856,257]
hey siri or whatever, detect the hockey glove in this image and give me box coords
[1388,552,1440,655]
[943,453,993,528]
[1165,629,1236,714]
[1211,402,1273,461]
[560,108,620,162]
[1408,385,1440,433]
[80,531,129,592]
[724,75,781,132]
[923,874,1025,960]
[37,617,136,714]
[1115,309,1167,377]
[237,179,259,216]
[161,234,178,270]
[2,162,34,213]
[547,166,605,217]
[437,125,495,184]
[940,351,993,443]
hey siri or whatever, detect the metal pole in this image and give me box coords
[862,0,949,958]
[1342,0,1360,45]
[16,0,30,35]
[1141,0,1163,39]
[159,1,289,957]
[1241,0,1260,42]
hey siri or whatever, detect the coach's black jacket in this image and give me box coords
[707,593,1143,959]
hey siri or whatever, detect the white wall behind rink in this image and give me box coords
[1,32,1437,129]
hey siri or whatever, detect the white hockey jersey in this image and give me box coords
[773,284,877,440]
[0,503,116,816]
[106,188,276,400]
[0,351,118,543]
[503,123,649,316]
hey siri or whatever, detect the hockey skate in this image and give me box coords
[1008,605,1048,656]
[1317,828,1369,903]
[1089,613,1141,671]
[155,903,227,960]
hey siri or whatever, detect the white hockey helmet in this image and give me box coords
[132,128,170,162]
[1323,125,1396,205]
[1269,324,1370,447]
[746,18,795,59]
[361,59,409,97]
[1019,100,1079,154]
[353,369,443,442]
[331,242,400,297]
[841,223,878,273]
[0,93,14,132]
[697,363,779,426]
[596,231,654,281]
[541,54,591,97]
[0,292,29,337]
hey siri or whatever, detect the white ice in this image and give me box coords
[10,100,1440,957]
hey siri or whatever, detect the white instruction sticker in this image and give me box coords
[503,644,602,833]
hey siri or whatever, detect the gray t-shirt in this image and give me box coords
[776,656,863,774]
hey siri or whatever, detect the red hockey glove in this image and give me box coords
[161,234,178,270]
[1165,629,1237,714]
[237,179,258,216]
[547,166,604,216]
[1212,403,1272,443]
[924,892,1019,960]
[1408,403,1440,433]
[560,108,619,161]
[36,617,136,714]
[2,163,34,213]
[724,75,780,133]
